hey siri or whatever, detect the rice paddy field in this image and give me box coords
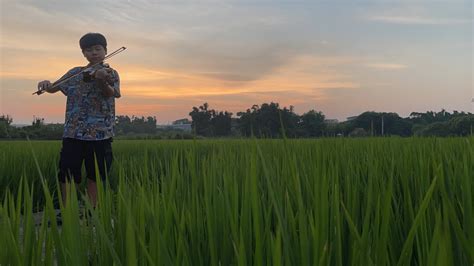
[0,137,473,265]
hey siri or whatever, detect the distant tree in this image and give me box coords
[390,118,413,137]
[144,116,158,133]
[349,128,369,137]
[237,102,299,138]
[326,121,351,137]
[4,107,473,139]
[32,117,45,128]
[115,115,132,134]
[211,111,232,136]
[299,110,326,137]
[189,103,213,136]
[448,114,474,136]
[410,112,473,137]
[408,109,464,125]
[42,124,64,139]
[325,122,340,137]
[11,117,63,140]
[132,116,157,134]
[189,103,233,137]
[0,115,14,138]
[414,122,451,137]
[236,105,259,137]
[19,117,46,139]
[115,115,156,135]
[348,112,380,136]
[279,105,300,137]
[255,103,282,137]
[0,115,13,125]
[0,123,7,138]
[349,111,412,136]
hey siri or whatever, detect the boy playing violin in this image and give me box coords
[37,33,121,211]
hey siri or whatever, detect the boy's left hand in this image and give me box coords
[94,68,113,81]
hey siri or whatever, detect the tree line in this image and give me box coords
[1,103,473,139]
[189,102,473,138]
[0,115,163,140]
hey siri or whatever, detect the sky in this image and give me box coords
[0,0,472,124]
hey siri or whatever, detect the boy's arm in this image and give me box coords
[37,68,78,96]
[96,79,115,97]
[95,68,120,98]
[37,80,61,94]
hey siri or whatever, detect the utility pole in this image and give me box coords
[371,120,374,137]
[381,115,384,136]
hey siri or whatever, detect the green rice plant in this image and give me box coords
[0,137,472,265]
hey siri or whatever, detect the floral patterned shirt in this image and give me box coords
[58,64,121,140]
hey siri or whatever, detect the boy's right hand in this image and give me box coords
[37,80,52,95]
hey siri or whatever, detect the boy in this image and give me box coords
[37,32,121,209]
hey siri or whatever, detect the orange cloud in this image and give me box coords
[1,42,360,123]
[366,63,408,70]
[117,55,359,101]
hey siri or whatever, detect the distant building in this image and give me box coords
[157,118,192,132]
[173,118,191,125]
[10,124,29,128]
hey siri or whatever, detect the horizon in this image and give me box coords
[7,107,473,127]
[1,0,473,124]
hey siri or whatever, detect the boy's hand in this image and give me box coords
[94,68,113,81]
[37,80,52,95]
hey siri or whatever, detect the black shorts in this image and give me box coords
[58,138,113,183]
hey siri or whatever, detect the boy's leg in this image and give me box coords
[84,138,113,207]
[58,138,84,206]
[87,179,98,207]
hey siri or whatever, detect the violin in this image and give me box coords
[33,46,126,95]
[82,63,111,83]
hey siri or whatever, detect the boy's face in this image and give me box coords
[82,45,107,64]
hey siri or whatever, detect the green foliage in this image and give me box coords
[0,138,473,265]
[413,114,474,137]
[189,103,213,136]
[415,122,452,137]
[1,108,473,140]
[236,102,300,138]
[211,111,233,136]
[0,115,13,138]
[344,111,412,137]
[299,110,326,137]
[409,109,467,125]
[448,115,474,136]
[189,103,232,137]
[115,115,157,135]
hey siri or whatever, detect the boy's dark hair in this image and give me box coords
[79,33,107,50]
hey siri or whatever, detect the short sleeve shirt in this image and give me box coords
[57,64,121,140]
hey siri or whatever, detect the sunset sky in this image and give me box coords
[1,0,472,124]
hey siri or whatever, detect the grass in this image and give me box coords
[0,137,473,265]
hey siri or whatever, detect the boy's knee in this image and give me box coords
[58,170,82,184]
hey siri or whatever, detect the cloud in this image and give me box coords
[365,63,408,70]
[1,0,319,85]
[368,15,472,25]
[3,0,470,124]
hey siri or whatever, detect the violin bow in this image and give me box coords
[33,46,126,95]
